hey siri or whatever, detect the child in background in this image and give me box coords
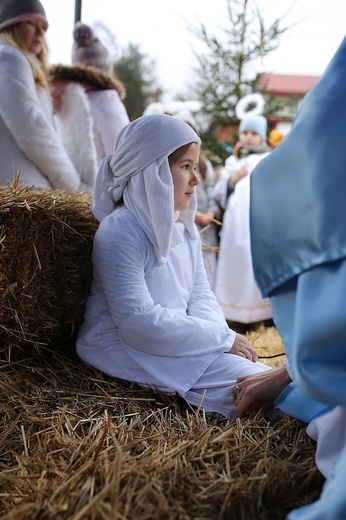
[194,148,220,292]
[235,36,346,519]
[173,109,220,291]
[76,114,278,420]
[49,22,129,192]
[214,114,272,328]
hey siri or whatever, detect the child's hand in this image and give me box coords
[231,166,248,184]
[228,333,258,362]
[195,210,215,227]
[49,81,67,114]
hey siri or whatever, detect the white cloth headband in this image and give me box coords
[92,114,201,264]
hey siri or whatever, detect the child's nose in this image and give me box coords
[191,171,199,185]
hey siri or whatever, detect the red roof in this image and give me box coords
[258,73,320,96]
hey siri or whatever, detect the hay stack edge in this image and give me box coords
[0,185,324,519]
[0,182,98,351]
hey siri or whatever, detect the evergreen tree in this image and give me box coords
[114,43,163,121]
[188,0,290,163]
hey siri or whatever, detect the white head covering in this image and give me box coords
[93,114,201,265]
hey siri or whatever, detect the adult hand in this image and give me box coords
[228,333,258,362]
[232,365,292,418]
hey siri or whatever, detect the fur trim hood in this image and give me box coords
[49,64,126,100]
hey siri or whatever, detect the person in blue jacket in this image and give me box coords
[233,36,346,520]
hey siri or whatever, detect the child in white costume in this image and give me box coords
[49,22,130,192]
[214,115,272,324]
[0,0,80,192]
[76,114,275,420]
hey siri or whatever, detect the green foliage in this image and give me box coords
[202,129,235,167]
[114,43,163,121]
[187,0,291,163]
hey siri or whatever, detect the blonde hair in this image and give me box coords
[0,23,49,89]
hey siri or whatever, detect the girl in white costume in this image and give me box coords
[214,115,272,324]
[76,114,275,420]
[0,0,80,192]
[49,22,130,193]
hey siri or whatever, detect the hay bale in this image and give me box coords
[0,184,98,350]
[248,326,287,367]
[0,338,323,520]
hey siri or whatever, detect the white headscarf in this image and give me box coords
[93,114,201,265]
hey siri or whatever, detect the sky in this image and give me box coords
[41,0,345,102]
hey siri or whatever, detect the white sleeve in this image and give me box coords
[188,241,232,323]
[214,155,238,209]
[187,241,236,347]
[90,90,130,156]
[93,214,232,357]
[0,47,80,192]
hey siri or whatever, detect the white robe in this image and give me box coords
[77,206,270,418]
[54,85,130,193]
[215,153,272,323]
[0,42,80,191]
[307,406,346,479]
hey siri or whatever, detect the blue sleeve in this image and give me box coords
[275,381,331,423]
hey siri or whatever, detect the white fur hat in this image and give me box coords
[71,21,121,73]
[72,22,110,71]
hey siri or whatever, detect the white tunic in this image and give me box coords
[215,153,272,323]
[87,89,130,162]
[307,406,346,478]
[54,86,130,193]
[77,207,270,418]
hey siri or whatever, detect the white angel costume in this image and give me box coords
[214,151,272,323]
[76,114,272,419]
[49,64,130,192]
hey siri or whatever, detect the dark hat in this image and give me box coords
[0,0,48,32]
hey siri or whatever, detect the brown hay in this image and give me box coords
[0,330,323,520]
[0,184,98,351]
[248,326,287,367]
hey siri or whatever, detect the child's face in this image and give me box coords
[170,143,200,211]
[239,130,262,150]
